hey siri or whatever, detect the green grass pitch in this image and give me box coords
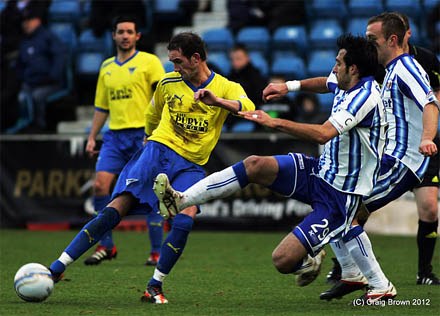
[1,229,438,315]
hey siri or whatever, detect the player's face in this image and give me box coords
[366,22,389,66]
[168,49,198,80]
[113,22,140,52]
[333,49,351,90]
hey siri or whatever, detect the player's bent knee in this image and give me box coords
[272,249,297,274]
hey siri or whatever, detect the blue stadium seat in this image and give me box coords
[317,93,334,114]
[236,27,270,52]
[208,52,231,76]
[202,28,234,52]
[249,51,268,78]
[49,0,81,25]
[0,1,6,13]
[78,29,112,56]
[272,51,299,60]
[153,0,184,22]
[272,26,308,55]
[346,18,368,36]
[307,50,335,77]
[49,23,77,52]
[385,0,422,20]
[348,0,383,17]
[163,61,174,73]
[309,0,347,20]
[309,20,343,49]
[230,121,256,133]
[76,52,105,76]
[271,56,306,80]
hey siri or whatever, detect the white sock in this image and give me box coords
[181,166,242,209]
[330,242,362,279]
[58,252,73,266]
[153,268,167,282]
[345,231,389,289]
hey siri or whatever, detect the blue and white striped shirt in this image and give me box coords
[319,74,387,195]
[381,54,438,180]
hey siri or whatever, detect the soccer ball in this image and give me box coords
[14,263,54,302]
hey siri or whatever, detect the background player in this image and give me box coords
[48,32,255,304]
[83,16,165,266]
[154,34,388,301]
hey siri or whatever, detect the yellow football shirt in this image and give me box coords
[145,71,255,165]
[94,51,165,130]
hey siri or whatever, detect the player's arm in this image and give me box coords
[194,85,255,113]
[262,77,329,102]
[240,110,338,144]
[420,102,439,156]
[145,80,165,136]
[86,109,109,157]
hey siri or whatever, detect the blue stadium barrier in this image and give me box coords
[272,26,308,55]
[203,28,234,52]
[348,0,384,17]
[307,50,335,77]
[309,19,342,49]
[249,51,269,78]
[236,27,270,53]
[271,56,306,80]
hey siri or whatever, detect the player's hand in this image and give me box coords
[85,138,99,157]
[194,89,217,105]
[238,110,275,128]
[143,136,149,147]
[419,139,438,157]
[262,83,288,102]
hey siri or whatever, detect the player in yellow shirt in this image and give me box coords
[49,32,255,303]
[83,16,165,266]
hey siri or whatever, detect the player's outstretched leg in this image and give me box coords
[320,242,367,301]
[49,206,121,280]
[84,195,118,265]
[343,226,397,302]
[145,211,164,266]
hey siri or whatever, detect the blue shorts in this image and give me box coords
[96,128,144,174]
[111,141,205,215]
[270,153,361,256]
[363,154,420,212]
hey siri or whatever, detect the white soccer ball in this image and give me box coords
[14,263,54,302]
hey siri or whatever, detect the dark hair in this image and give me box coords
[112,16,138,32]
[390,12,410,31]
[167,32,207,61]
[231,43,249,54]
[336,34,378,78]
[367,12,406,47]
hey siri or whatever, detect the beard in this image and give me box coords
[117,43,135,52]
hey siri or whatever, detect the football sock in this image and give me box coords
[291,255,314,274]
[94,195,114,249]
[330,242,361,279]
[180,162,249,209]
[344,226,389,289]
[49,207,121,274]
[147,211,164,254]
[417,219,438,275]
[149,213,193,286]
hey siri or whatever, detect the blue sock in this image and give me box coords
[147,211,164,254]
[232,161,249,188]
[149,213,193,286]
[94,195,114,248]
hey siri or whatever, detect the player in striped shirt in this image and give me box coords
[153,34,387,294]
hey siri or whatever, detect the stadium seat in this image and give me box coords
[346,18,368,36]
[308,0,347,20]
[49,0,81,25]
[236,27,270,53]
[317,93,334,114]
[202,28,234,52]
[152,0,184,22]
[49,23,77,52]
[307,50,335,77]
[272,26,308,55]
[272,51,299,60]
[208,52,231,76]
[271,56,306,80]
[0,1,6,13]
[78,29,112,56]
[348,0,383,17]
[385,0,422,20]
[309,20,342,49]
[163,61,174,73]
[249,51,269,78]
[76,52,105,76]
[230,121,256,133]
